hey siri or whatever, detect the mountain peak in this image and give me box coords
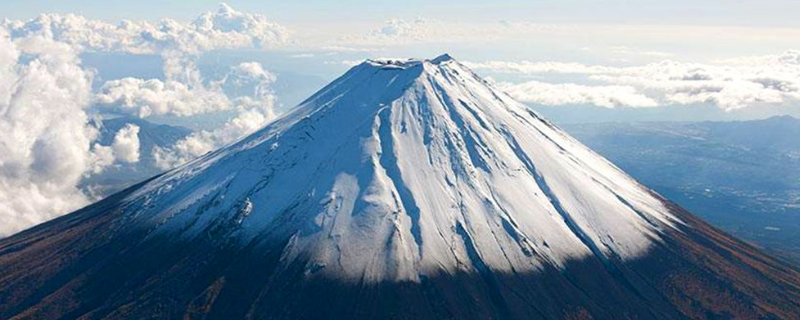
[431,52,454,64]
[363,53,457,69]
[124,54,681,282]
[3,55,800,320]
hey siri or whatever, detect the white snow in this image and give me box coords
[120,54,681,283]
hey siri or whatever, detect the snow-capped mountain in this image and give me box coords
[1,55,799,320]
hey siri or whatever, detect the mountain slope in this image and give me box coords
[563,118,800,265]
[1,54,800,320]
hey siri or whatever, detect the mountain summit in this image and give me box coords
[2,55,800,319]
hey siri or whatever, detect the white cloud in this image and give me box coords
[713,50,800,66]
[94,78,232,118]
[2,2,289,55]
[112,124,141,163]
[94,56,278,122]
[334,19,675,48]
[371,18,435,41]
[0,32,114,236]
[0,4,286,236]
[609,46,673,58]
[469,50,800,111]
[340,18,502,45]
[153,62,278,170]
[465,60,617,75]
[493,80,658,108]
[48,3,288,120]
[5,3,287,118]
[321,45,381,53]
[35,4,288,170]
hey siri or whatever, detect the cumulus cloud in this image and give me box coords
[341,18,493,45]
[91,52,275,119]
[371,18,436,41]
[35,3,288,121]
[4,3,289,120]
[493,80,658,108]
[335,19,596,47]
[96,59,280,171]
[469,50,800,111]
[0,31,116,236]
[465,60,617,75]
[111,124,141,163]
[2,2,289,55]
[153,62,278,170]
[46,4,287,171]
[0,3,286,236]
[94,78,232,118]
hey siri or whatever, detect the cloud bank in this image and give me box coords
[94,78,232,118]
[0,32,108,236]
[153,62,278,170]
[492,80,658,108]
[469,51,800,111]
[0,3,286,236]
[2,2,289,55]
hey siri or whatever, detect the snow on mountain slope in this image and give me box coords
[4,55,800,320]
[115,54,679,282]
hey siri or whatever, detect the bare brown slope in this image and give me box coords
[644,200,800,319]
[1,185,799,320]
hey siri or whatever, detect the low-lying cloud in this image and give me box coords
[112,124,141,163]
[0,32,114,236]
[469,51,800,111]
[153,62,278,170]
[0,3,287,236]
[95,78,233,118]
[492,80,658,108]
[2,2,289,55]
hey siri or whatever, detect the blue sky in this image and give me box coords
[4,1,800,119]
[5,1,799,63]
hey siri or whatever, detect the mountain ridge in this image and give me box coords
[1,54,799,319]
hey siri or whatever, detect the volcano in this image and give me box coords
[2,54,800,320]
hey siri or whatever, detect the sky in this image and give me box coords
[2,1,800,236]
[5,0,800,27]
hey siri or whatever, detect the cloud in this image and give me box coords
[94,57,278,122]
[0,4,286,236]
[0,32,116,236]
[608,46,673,59]
[2,2,289,55]
[340,18,514,45]
[94,78,232,118]
[320,45,381,53]
[35,3,288,120]
[465,60,617,75]
[371,18,435,41]
[5,3,287,118]
[41,4,287,170]
[334,19,651,48]
[153,62,278,170]
[493,80,658,108]
[469,50,800,111]
[111,124,141,163]
[713,50,800,66]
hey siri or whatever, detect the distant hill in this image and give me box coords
[80,117,192,197]
[563,116,800,264]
